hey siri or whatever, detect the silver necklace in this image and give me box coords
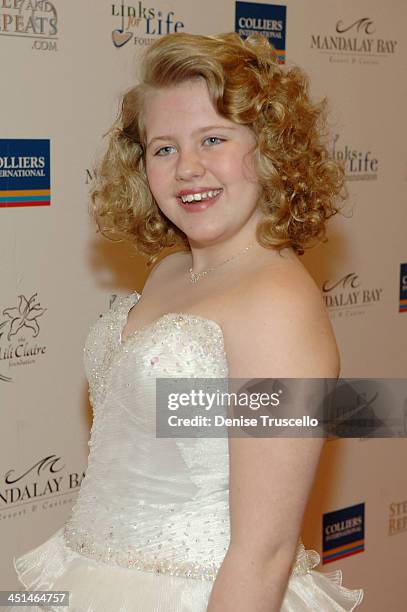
[188,243,255,284]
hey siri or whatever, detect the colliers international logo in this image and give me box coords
[322,273,383,320]
[0,293,47,382]
[310,17,397,65]
[235,1,287,63]
[0,0,58,52]
[323,503,365,564]
[0,139,51,208]
[111,1,185,48]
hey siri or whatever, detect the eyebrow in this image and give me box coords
[147,125,237,148]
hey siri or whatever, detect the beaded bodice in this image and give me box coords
[64,292,319,580]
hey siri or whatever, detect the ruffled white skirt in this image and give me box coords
[10,527,364,611]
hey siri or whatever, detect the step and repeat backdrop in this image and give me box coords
[1,1,406,609]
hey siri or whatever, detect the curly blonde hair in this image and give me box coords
[90,32,345,263]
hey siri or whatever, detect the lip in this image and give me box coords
[177,189,223,213]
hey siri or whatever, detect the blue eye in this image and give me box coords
[155,145,177,156]
[203,136,224,146]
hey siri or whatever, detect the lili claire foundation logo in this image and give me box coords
[0,292,47,382]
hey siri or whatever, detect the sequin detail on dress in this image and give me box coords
[65,293,231,581]
[12,292,364,611]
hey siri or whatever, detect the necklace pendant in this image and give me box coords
[189,269,203,284]
[188,243,254,284]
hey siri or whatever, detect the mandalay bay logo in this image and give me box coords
[0,292,47,382]
[110,0,184,48]
[322,273,383,320]
[310,16,397,66]
[0,455,84,520]
[0,0,58,51]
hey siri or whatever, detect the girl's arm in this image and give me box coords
[207,262,339,612]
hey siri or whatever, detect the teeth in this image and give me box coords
[180,189,221,204]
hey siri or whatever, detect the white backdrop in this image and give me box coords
[1,1,406,610]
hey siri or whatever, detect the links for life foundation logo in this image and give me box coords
[235,1,287,64]
[111,0,185,48]
[332,134,379,182]
[0,0,58,52]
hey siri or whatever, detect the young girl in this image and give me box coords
[13,32,364,611]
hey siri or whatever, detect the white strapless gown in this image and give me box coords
[12,292,364,611]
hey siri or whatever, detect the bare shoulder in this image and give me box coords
[144,250,190,287]
[223,256,339,378]
[229,254,327,323]
[250,256,327,316]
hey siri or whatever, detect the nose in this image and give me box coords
[175,148,205,181]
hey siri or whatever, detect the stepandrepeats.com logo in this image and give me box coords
[310,16,397,66]
[235,1,286,63]
[111,0,184,48]
[0,0,58,52]
[0,139,51,208]
[0,292,47,382]
[389,499,407,536]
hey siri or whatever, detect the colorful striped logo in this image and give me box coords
[323,503,365,564]
[0,139,51,208]
[0,189,50,208]
[400,263,407,313]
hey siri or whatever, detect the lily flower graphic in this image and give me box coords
[2,293,46,341]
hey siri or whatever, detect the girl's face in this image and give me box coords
[143,79,263,247]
